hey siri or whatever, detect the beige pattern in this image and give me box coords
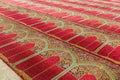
[0,59,22,80]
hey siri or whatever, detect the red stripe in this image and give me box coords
[115,28,120,34]
[40,9,56,14]
[99,25,110,30]
[51,12,68,18]
[98,45,114,56]
[0,33,6,38]
[86,41,103,51]
[84,10,100,15]
[64,16,83,22]
[40,25,55,32]
[8,50,34,63]
[80,74,96,80]
[36,23,55,30]
[54,29,73,37]
[0,38,14,46]
[0,34,17,41]
[107,25,119,31]
[0,8,9,12]
[77,36,97,47]
[34,23,55,29]
[109,46,120,61]
[3,43,34,57]
[20,18,41,25]
[79,20,91,26]
[59,73,77,80]
[60,33,76,40]
[0,42,21,53]
[25,56,60,77]
[32,22,46,28]
[47,28,63,35]
[1,11,18,16]
[115,17,120,22]
[98,13,116,19]
[33,66,63,80]
[16,56,44,70]
[9,14,28,20]
[69,35,85,44]
[89,20,101,27]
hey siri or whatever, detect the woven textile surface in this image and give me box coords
[0,0,120,80]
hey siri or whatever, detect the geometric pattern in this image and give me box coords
[0,0,120,80]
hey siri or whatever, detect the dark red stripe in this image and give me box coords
[3,43,34,57]
[98,45,114,56]
[86,41,103,51]
[8,50,34,63]
[69,35,85,44]
[77,36,97,47]
[33,66,63,80]
[0,42,21,53]
[25,56,60,77]
[59,73,77,80]
[16,55,44,70]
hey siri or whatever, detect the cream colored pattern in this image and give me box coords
[0,59,22,80]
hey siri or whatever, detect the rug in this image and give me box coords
[0,0,120,80]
